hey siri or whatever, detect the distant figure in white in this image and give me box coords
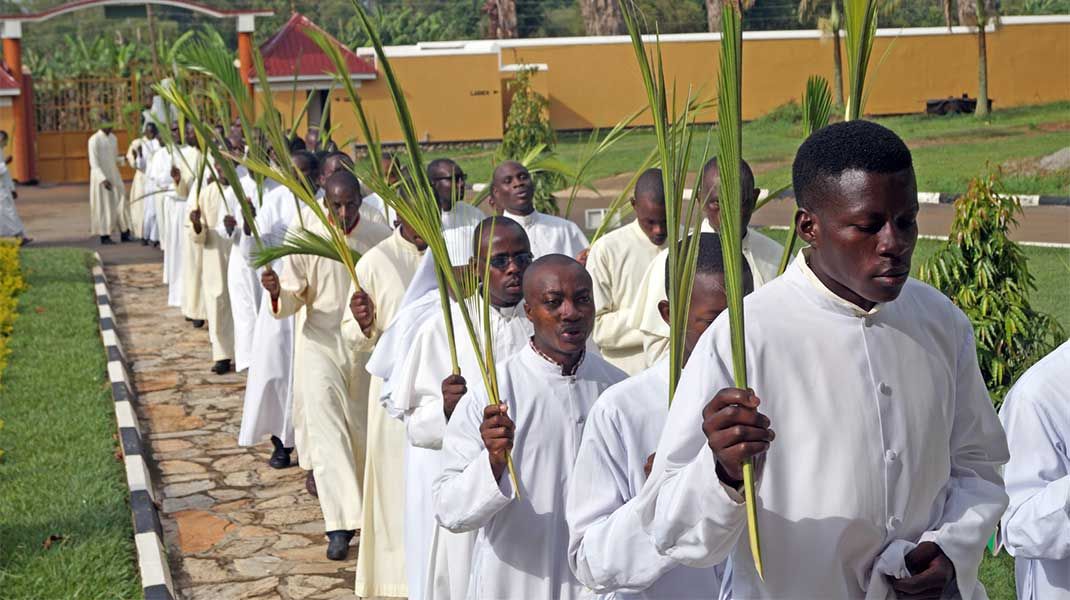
[87,117,128,244]
[0,130,29,244]
[126,122,162,244]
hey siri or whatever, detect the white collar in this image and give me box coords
[795,250,883,318]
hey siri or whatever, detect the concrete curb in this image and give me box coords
[90,253,175,600]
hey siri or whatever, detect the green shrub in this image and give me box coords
[500,67,564,215]
[919,169,1065,405]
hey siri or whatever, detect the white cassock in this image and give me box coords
[126,136,160,239]
[145,144,178,251]
[237,184,302,448]
[271,216,391,532]
[433,346,626,600]
[362,192,397,226]
[586,219,663,375]
[567,359,724,599]
[0,147,23,237]
[632,222,782,366]
[87,129,126,237]
[635,252,1009,600]
[181,161,213,321]
[189,178,234,362]
[153,145,201,308]
[391,298,532,600]
[998,340,1070,600]
[501,209,588,259]
[222,174,275,372]
[341,228,425,599]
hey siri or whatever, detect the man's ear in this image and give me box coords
[629,196,637,210]
[797,208,819,248]
[657,300,671,326]
[524,299,533,321]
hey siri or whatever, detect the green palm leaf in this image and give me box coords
[251,228,363,269]
[843,0,879,120]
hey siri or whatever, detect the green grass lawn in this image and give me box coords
[432,101,1070,196]
[0,248,140,599]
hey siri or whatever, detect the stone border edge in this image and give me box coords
[90,253,176,600]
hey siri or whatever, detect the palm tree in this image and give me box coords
[482,0,518,39]
[798,0,846,107]
[943,0,996,117]
[581,0,625,35]
[707,0,755,32]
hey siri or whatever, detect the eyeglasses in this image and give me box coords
[487,252,534,270]
[432,172,467,183]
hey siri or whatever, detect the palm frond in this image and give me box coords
[589,146,660,244]
[843,0,879,120]
[714,0,764,580]
[561,106,646,218]
[251,228,363,269]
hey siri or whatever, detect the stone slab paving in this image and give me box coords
[106,261,358,600]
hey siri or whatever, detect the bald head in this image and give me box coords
[324,170,363,231]
[490,160,535,216]
[522,254,595,367]
[473,216,528,257]
[522,254,591,301]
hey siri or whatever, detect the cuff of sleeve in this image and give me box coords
[477,448,516,508]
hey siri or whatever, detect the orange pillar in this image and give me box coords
[2,26,31,183]
[238,31,254,97]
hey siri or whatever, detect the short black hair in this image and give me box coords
[700,157,757,208]
[663,232,751,296]
[792,120,913,211]
[634,168,665,204]
[291,150,319,174]
[428,158,458,176]
[472,216,529,256]
[288,136,307,153]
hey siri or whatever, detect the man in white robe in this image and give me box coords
[631,157,783,366]
[343,209,428,599]
[568,232,746,599]
[636,121,1008,599]
[188,164,235,374]
[433,255,626,599]
[151,127,201,309]
[487,160,588,260]
[238,151,319,470]
[87,120,127,244]
[180,125,211,325]
[586,168,667,374]
[262,170,390,560]
[145,123,184,255]
[389,218,534,600]
[0,131,27,242]
[999,340,1070,600]
[126,123,161,242]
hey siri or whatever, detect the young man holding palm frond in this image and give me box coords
[390,217,534,600]
[261,170,391,561]
[586,168,668,375]
[637,121,1008,599]
[433,254,625,599]
[488,161,588,261]
[187,156,235,375]
[632,158,783,366]
[568,232,751,599]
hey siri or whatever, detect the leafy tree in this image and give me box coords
[920,169,1065,405]
[942,0,998,117]
[499,67,562,214]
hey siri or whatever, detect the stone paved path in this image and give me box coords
[107,262,359,600]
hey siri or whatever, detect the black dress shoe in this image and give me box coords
[100,236,115,245]
[305,471,318,497]
[268,435,294,469]
[326,530,355,561]
[191,319,205,328]
[211,359,231,375]
[120,231,132,242]
[141,239,149,246]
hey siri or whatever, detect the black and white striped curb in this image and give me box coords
[91,254,175,600]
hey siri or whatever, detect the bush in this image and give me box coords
[500,67,564,215]
[919,169,1065,405]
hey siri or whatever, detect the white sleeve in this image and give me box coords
[1000,383,1070,561]
[633,326,747,568]
[589,239,645,353]
[432,391,514,533]
[918,322,1010,600]
[567,403,678,593]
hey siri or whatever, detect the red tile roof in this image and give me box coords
[254,12,376,81]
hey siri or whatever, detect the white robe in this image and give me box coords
[189,179,234,361]
[635,252,1009,600]
[154,145,201,308]
[433,346,626,600]
[181,161,213,321]
[391,299,532,600]
[237,184,302,448]
[0,149,22,237]
[999,341,1070,600]
[126,136,160,239]
[501,209,588,259]
[587,220,663,375]
[222,174,274,372]
[342,228,425,599]
[567,359,724,599]
[632,223,783,366]
[87,130,126,236]
[145,144,178,248]
[271,216,391,532]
